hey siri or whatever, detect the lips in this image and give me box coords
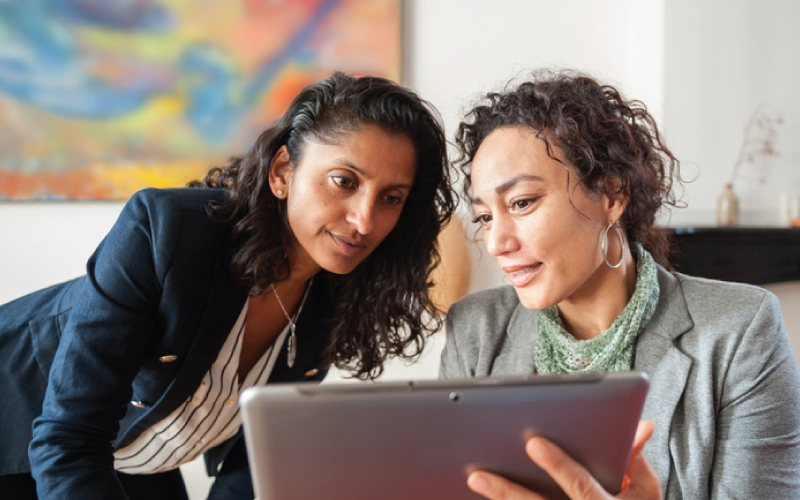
[329,231,367,256]
[502,263,542,287]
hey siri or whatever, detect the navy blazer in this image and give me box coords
[0,188,334,499]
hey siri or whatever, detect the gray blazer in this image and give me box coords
[440,266,800,500]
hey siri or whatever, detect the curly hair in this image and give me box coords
[455,69,682,267]
[190,72,455,379]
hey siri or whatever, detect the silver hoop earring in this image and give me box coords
[601,220,625,269]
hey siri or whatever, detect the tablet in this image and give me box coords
[240,371,649,500]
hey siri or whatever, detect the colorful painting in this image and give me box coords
[0,0,402,200]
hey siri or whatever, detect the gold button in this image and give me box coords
[159,355,178,363]
[131,400,146,408]
[304,368,319,377]
[225,398,234,405]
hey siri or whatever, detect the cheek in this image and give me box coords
[291,184,335,219]
[519,208,558,250]
[373,209,403,241]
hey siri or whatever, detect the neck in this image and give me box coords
[284,239,322,285]
[556,248,638,340]
[250,240,318,307]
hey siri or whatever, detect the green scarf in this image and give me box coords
[533,244,659,374]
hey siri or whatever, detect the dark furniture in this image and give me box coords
[669,227,800,285]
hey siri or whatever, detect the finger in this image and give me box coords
[630,420,655,459]
[526,437,604,500]
[625,420,655,485]
[619,421,662,500]
[621,419,654,490]
[467,470,546,500]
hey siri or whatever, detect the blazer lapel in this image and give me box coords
[634,267,693,492]
[122,259,248,442]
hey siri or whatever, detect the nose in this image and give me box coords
[484,215,519,258]
[346,196,376,235]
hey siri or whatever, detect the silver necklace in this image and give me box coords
[271,278,313,368]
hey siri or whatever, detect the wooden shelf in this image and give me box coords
[669,227,800,285]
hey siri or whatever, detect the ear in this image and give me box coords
[602,177,629,223]
[268,145,292,199]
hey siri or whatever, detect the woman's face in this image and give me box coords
[272,125,416,277]
[470,126,622,310]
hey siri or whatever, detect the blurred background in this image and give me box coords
[1,1,799,497]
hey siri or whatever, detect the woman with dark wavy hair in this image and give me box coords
[0,72,455,500]
[441,70,800,500]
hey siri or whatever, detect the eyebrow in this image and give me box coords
[471,174,544,205]
[336,159,413,190]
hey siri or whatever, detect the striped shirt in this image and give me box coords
[114,301,288,474]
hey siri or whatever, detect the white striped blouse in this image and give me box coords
[113,301,288,474]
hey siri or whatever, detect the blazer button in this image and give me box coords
[131,400,147,408]
[159,355,178,363]
[304,368,319,377]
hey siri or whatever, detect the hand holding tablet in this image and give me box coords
[467,420,662,500]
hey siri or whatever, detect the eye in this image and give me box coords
[471,213,492,227]
[509,197,538,213]
[383,194,405,206]
[332,175,356,190]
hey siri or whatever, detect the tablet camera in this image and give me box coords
[448,392,462,403]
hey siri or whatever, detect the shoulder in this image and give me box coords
[448,285,521,327]
[119,188,227,238]
[674,270,770,306]
[101,188,230,277]
[442,285,539,378]
[125,187,225,216]
[446,285,533,351]
[651,267,786,367]
[670,270,778,328]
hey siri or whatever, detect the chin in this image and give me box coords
[321,258,362,275]
[514,289,556,311]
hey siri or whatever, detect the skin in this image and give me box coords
[467,420,662,500]
[469,126,635,340]
[238,125,417,378]
[468,126,661,499]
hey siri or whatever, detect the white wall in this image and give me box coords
[0,203,124,304]
[662,0,800,221]
[2,1,800,498]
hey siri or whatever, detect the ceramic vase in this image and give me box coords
[430,219,472,312]
[717,183,739,226]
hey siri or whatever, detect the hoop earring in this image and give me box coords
[601,220,625,269]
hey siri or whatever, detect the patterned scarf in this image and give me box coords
[533,244,659,374]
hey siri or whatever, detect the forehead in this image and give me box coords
[300,125,417,182]
[470,126,566,197]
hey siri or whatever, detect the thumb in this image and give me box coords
[619,420,662,499]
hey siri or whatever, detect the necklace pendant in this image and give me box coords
[287,329,297,368]
[271,279,312,369]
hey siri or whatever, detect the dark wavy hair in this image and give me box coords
[190,72,455,379]
[455,69,682,267]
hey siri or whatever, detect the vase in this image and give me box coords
[717,184,739,226]
[430,218,472,312]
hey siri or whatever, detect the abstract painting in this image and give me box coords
[0,0,402,200]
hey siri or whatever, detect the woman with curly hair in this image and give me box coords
[0,72,455,499]
[441,70,800,500]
